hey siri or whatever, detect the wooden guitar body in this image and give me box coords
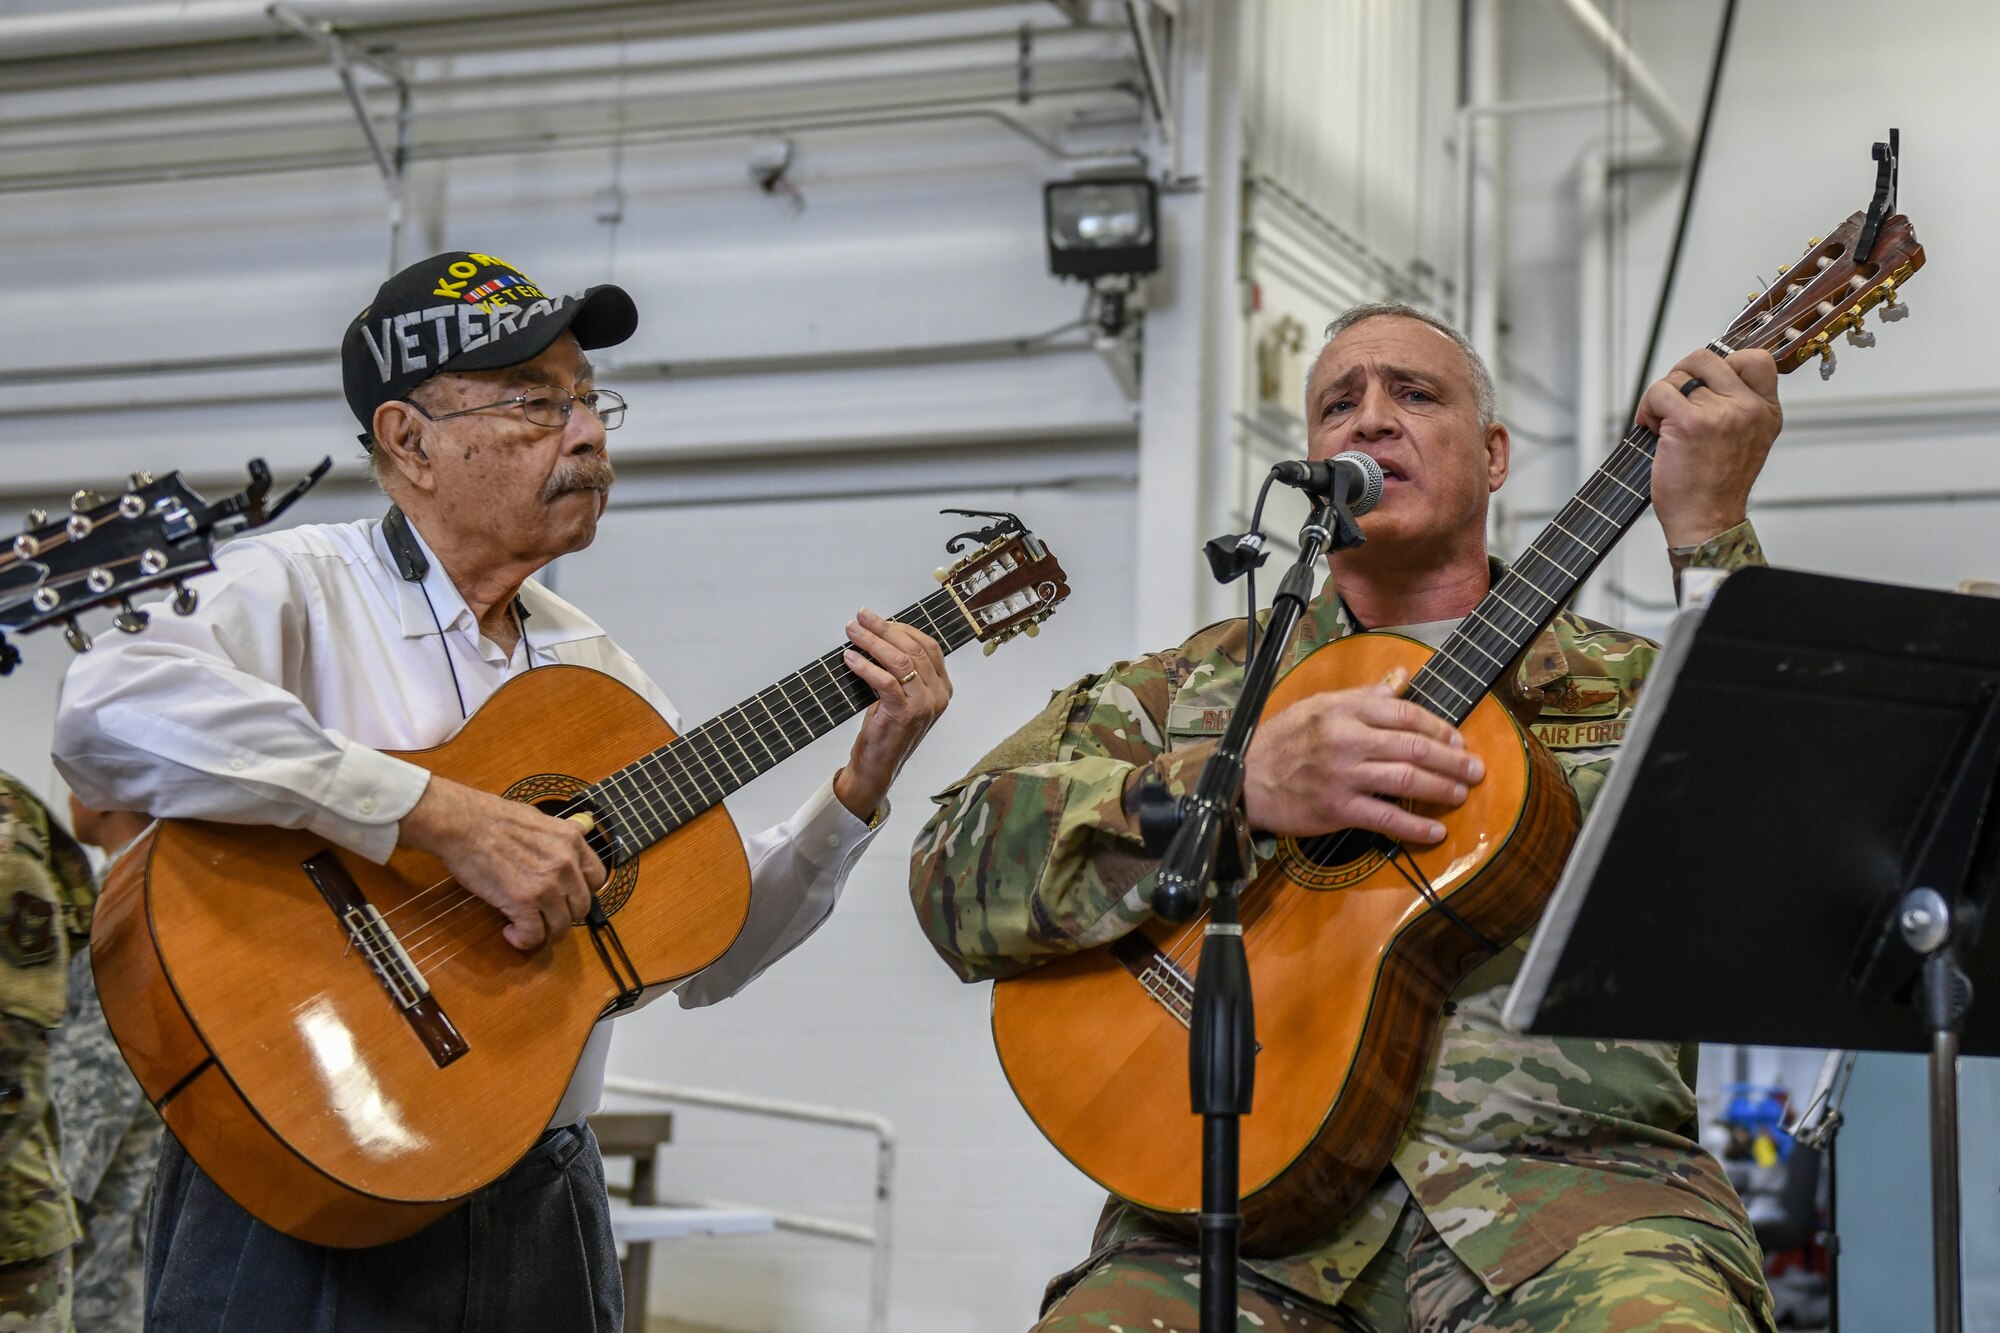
[92,665,751,1248]
[989,632,1580,1255]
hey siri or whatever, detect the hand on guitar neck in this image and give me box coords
[398,776,608,951]
[1242,667,1486,846]
[1640,345,1782,549]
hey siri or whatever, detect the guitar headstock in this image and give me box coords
[936,510,1071,654]
[1720,209,1924,379]
[0,457,330,673]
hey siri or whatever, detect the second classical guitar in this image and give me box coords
[94,513,1069,1247]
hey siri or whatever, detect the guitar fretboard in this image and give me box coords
[1404,424,1661,726]
[583,588,978,858]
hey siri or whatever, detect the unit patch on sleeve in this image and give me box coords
[1530,674,1629,750]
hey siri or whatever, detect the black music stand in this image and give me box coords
[1502,566,2000,1333]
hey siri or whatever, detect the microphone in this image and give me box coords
[1272,451,1385,515]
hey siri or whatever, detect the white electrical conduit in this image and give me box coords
[0,0,1037,64]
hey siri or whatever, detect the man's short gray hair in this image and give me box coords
[1315,302,1497,428]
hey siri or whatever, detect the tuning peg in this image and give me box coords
[1807,235,1823,248]
[113,601,150,634]
[1818,345,1837,380]
[171,583,198,616]
[1846,323,1877,348]
[1881,296,1910,323]
[23,508,47,530]
[118,493,145,519]
[70,490,94,513]
[62,619,92,653]
[66,513,94,540]
[85,567,114,594]
[1776,263,1791,275]
[1023,621,1040,638]
[139,549,168,576]
[933,566,950,584]
[128,470,155,489]
[982,640,998,656]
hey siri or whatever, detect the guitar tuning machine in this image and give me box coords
[128,470,155,489]
[933,566,951,584]
[113,600,151,635]
[62,618,92,654]
[118,493,146,520]
[171,582,199,616]
[1881,296,1910,323]
[1846,322,1877,349]
[23,508,47,530]
[1818,344,1838,381]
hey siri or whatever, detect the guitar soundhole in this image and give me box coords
[1280,827,1399,890]
[503,773,639,916]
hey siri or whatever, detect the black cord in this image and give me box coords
[1244,470,1280,661]
[417,581,468,720]
[1621,0,1740,430]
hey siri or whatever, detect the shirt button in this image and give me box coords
[229,758,245,772]
[825,832,842,849]
[359,797,377,815]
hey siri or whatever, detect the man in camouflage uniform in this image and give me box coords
[48,801,161,1333]
[909,303,1784,1331]
[0,772,95,1331]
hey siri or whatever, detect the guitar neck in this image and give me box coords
[1406,422,1661,727]
[585,586,980,856]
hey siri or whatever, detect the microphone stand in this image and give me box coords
[1143,478,1369,1333]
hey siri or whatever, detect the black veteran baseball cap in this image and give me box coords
[341,250,638,430]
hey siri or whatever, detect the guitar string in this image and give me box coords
[384,595,973,968]
[1146,432,1660,982]
[385,641,881,951]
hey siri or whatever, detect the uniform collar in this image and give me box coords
[1293,554,1569,688]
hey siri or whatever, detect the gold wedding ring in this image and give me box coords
[898,668,919,684]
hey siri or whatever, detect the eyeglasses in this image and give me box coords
[404,386,627,431]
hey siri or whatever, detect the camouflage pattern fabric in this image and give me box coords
[910,524,1773,1320]
[48,942,162,1333]
[0,1252,71,1333]
[1035,1205,1767,1332]
[0,775,88,1296]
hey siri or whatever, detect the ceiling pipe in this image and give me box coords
[1538,0,1693,158]
[0,0,1054,66]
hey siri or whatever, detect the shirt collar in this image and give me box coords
[375,518,608,651]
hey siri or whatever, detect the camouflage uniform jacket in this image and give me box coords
[909,523,1768,1309]
[0,772,93,1268]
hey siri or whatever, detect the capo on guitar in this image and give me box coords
[940,508,1028,554]
[1853,127,1900,263]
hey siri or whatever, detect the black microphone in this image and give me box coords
[1271,451,1385,515]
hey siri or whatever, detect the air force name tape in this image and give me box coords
[341,250,637,428]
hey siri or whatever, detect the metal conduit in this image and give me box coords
[0,0,1060,66]
[0,91,1144,195]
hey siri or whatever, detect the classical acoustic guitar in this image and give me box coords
[93,513,1069,1247]
[991,208,1924,1256]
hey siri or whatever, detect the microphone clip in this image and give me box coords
[1202,531,1270,586]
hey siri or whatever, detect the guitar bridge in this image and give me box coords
[302,852,469,1068]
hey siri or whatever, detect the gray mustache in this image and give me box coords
[542,458,616,502]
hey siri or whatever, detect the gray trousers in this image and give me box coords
[144,1124,622,1332]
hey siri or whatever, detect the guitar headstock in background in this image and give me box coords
[935,509,1072,654]
[0,458,330,675]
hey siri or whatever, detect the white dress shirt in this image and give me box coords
[55,517,880,1126]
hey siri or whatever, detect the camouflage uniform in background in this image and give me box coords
[47,837,162,1333]
[909,525,1776,1332]
[0,774,93,1332]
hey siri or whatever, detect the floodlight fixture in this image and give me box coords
[1044,177,1159,280]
